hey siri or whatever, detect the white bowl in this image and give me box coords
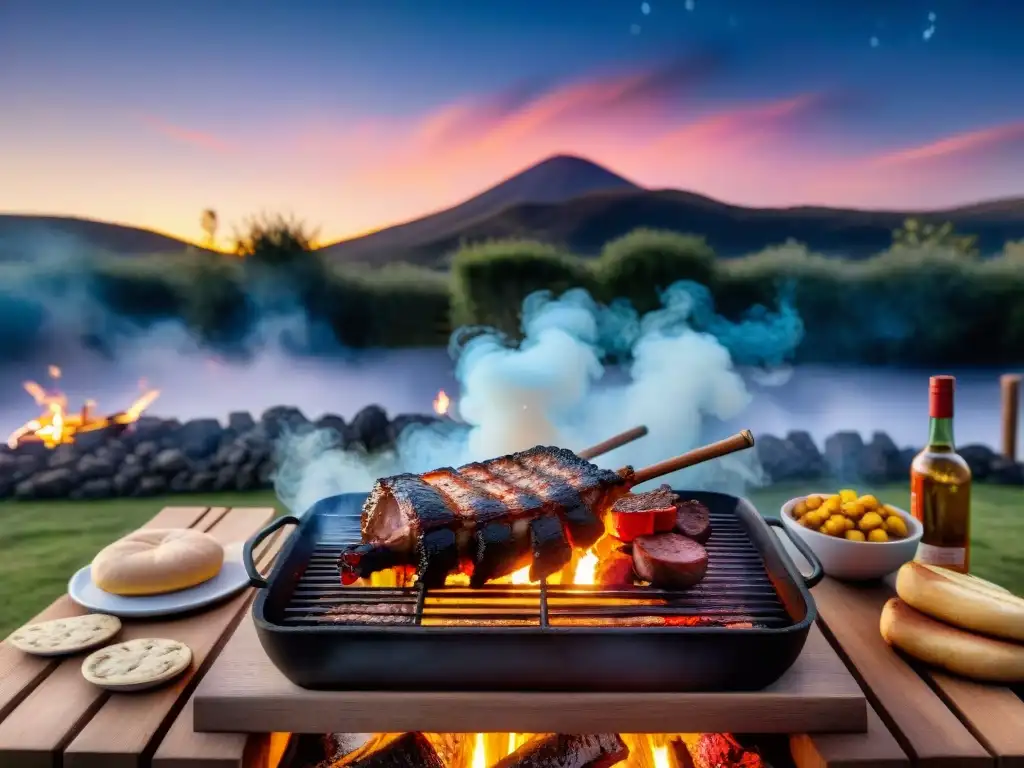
[780,494,922,582]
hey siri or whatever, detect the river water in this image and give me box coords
[0,348,1020,453]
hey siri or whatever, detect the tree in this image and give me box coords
[892,218,979,257]
[233,213,318,267]
[233,213,325,310]
[200,209,218,250]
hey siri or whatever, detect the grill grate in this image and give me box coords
[278,509,793,629]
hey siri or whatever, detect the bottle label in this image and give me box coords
[915,542,966,567]
[910,472,925,522]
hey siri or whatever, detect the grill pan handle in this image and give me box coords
[765,517,824,589]
[243,515,300,588]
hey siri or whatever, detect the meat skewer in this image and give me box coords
[576,425,648,460]
[339,430,754,587]
[337,425,643,585]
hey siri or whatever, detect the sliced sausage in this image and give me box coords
[633,533,709,588]
[674,499,712,544]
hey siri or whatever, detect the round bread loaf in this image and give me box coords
[895,561,1024,642]
[91,528,224,596]
[880,597,1024,683]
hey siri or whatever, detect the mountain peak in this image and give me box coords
[492,155,642,200]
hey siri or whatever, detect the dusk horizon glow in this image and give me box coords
[2,0,1023,246]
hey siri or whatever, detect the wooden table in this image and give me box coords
[0,506,286,768]
[4,512,1024,768]
[782,568,1024,768]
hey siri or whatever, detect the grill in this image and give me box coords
[282,508,790,629]
[244,490,823,693]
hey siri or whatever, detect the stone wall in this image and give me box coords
[1,406,1021,501]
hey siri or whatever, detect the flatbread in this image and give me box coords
[9,614,122,656]
[81,637,192,691]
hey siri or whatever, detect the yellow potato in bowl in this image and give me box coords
[787,489,910,542]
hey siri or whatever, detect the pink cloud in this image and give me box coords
[799,121,1024,210]
[137,113,234,153]
[290,57,841,222]
[119,61,1024,238]
[868,122,1024,168]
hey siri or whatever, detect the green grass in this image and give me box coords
[1,483,1021,639]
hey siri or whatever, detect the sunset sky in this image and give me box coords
[2,0,1023,245]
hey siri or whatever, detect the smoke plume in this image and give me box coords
[272,281,804,515]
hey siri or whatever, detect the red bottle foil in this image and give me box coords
[929,375,955,419]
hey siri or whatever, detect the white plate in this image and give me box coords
[68,543,251,618]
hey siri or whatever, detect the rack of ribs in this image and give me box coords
[338,431,754,588]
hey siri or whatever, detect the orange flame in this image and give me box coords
[7,366,161,450]
[432,389,451,416]
[471,733,487,768]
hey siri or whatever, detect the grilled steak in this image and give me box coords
[471,521,532,587]
[361,446,626,544]
[675,499,712,543]
[613,484,678,512]
[343,446,631,586]
[633,533,709,588]
[493,734,629,768]
[528,515,573,581]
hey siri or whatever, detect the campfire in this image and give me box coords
[278,730,770,768]
[433,389,452,417]
[6,365,160,450]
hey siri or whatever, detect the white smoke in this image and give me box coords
[273,281,804,515]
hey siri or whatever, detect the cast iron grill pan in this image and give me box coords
[245,490,823,692]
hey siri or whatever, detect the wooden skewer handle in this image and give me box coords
[577,425,649,460]
[627,429,755,486]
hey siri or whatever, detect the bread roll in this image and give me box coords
[880,598,1024,683]
[895,562,1024,642]
[92,528,224,596]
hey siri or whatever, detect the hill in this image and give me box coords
[320,154,641,264]
[0,215,199,259]
[4,154,1024,265]
[321,179,1024,266]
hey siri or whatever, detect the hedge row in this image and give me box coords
[3,230,1024,365]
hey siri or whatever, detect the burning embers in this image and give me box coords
[285,731,769,768]
[6,365,160,450]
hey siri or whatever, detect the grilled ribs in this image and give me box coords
[339,445,633,587]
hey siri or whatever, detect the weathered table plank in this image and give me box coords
[192,618,865,735]
[924,671,1024,768]
[152,517,294,768]
[811,577,994,768]
[790,702,909,768]
[62,508,277,768]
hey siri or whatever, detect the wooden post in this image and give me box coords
[1001,374,1021,461]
